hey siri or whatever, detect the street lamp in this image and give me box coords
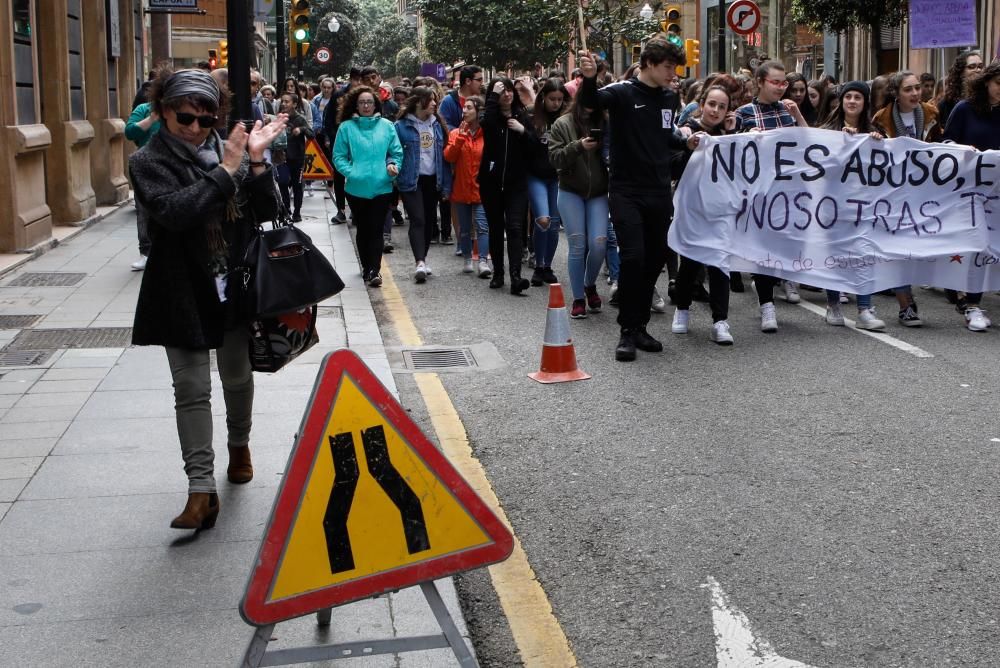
[639,3,654,20]
[327,16,340,33]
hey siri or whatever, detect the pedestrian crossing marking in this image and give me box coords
[241,350,513,626]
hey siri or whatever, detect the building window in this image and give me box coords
[12,0,36,124]
[67,0,85,120]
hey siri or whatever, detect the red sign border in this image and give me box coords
[240,349,515,626]
[314,46,332,64]
[727,0,761,36]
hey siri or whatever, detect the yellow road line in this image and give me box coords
[378,264,578,668]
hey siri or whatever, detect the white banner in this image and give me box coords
[669,128,1000,294]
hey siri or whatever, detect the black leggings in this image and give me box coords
[347,193,391,277]
[480,182,529,279]
[400,174,441,263]
[752,274,780,305]
[675,257,730,322]
[277,159,303,216]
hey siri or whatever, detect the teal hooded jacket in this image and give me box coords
[332,114,404,199]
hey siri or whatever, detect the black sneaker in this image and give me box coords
[898,305,922,327]
[291,212,302,222]
[615,331,637,361]
[489,275,505,289]
[633,327,664,352]
[331,210,348,225]
[383,236,394,253]
[392,209,404,226]
[368,273,383,287]
[542,267,558,284]
[530,268,546,286]
[510,275,530,295]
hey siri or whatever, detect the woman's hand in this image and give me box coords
[459,120,471,136]
[723,112,736,131]
[686,132,705,151]
[580,137,599,151]
[869,131,885,140]
[842,126,858,135]
[507,118,525,134]
[247,114,288,160]
[292,126,301,136]
[493,81,506,96]
[222,123,249,174]
[387,163,399,177]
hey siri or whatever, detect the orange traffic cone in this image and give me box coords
[528,283,591,384]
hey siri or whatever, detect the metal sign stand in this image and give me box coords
[240,581,478,667]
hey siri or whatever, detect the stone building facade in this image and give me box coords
[0,0,142,253]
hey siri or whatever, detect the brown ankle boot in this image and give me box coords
[227,445,253,484]
[170,492,220,530]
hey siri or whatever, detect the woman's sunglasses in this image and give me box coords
[175,112,218,128]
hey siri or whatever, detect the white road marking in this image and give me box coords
[703,576,816,668]
[795,301,934,358]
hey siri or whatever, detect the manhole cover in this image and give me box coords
[0,315,43,329]
[0,350,54,367]
[3,327,132,350]
[5,272,86,287]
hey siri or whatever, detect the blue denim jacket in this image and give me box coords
[394,116,452,197]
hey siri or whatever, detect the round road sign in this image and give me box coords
[727,0,761,36]
[314,47,332,65]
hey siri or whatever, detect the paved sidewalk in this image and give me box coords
[0,187,471,666]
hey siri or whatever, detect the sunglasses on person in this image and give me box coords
[175,111,218,128]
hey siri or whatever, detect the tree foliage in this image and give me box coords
[790,0,908,34]
[395,46,424,79]
[299,0,413,79]
[418,0,663,72]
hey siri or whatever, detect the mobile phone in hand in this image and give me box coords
[588,128,603,141]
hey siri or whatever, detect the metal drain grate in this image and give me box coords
[0,350,54,367]
[5,272,86,287]
[3,327,132,350]
[0,315,43,329]
[402,347,476,371]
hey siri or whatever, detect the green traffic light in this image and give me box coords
[294,27,308,42]
[666,33,683,48]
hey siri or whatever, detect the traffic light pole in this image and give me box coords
[297,41,304,81]
[276,0,286,86]
[226,0,251,124]
[718,0,727,72]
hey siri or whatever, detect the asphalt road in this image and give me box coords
[372,223,1000,668]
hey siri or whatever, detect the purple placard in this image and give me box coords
[909,0,977,49]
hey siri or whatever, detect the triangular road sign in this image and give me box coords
[301,137,334,180]
[241,349,514,626]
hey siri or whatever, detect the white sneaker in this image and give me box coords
[478,260,492,278]
[825,304,845,326]
[965,306,989,332]
[650,289,667,313]
[671,308,689,334]
[856,308,886,331]
[760,303,778,332]
[463,258,474,273]
[424,263,433,276]
[131,256,147,271]
[710,320,734,345]
[839,292,850,304]
[782,281,801,304]
[414,261,428,283]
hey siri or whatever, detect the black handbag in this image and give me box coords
[240,222,345,319]
[248,305,320,373]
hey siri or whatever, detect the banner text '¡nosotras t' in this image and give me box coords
[702,132,999,236]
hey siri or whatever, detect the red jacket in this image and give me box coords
[443,126,484,204]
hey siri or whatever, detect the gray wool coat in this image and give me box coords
[128,130,278,350]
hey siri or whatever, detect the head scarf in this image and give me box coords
[163,69,222,109]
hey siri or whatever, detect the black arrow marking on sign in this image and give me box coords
[324,432,359,574]
[736,7,754,27]
[361,425,431,555]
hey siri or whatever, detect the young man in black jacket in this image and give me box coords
[577,40,699,362]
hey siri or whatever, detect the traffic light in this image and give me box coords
[290,0,311,43]
[685,38,700,68]
[662,4,682,34]
[208,48,218,70]
[218,39,228,67]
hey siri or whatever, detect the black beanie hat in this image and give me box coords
[839,80,871,103]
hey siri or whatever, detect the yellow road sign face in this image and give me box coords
[268,376,492,602]
[302,138,334,180]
